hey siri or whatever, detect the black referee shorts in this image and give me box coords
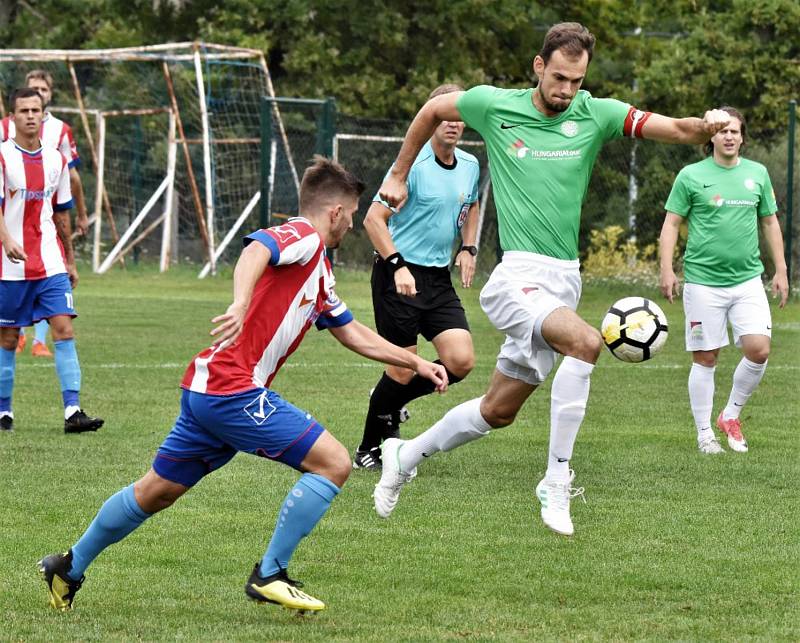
[371,255,469,348]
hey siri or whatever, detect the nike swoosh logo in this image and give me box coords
[422,452,431,458]
[733,403,743,407]
[557,457,569,463]
[703,183,715,188]
[500,122,524,129]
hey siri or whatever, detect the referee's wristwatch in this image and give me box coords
[459,245,478,256]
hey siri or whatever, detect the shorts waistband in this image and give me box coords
[374,254,450,274]
[501,251,580,270]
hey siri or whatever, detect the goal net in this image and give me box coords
[0,42,297,276]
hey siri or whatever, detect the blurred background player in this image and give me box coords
[37,157,447,613]
[0,88,103,433]
[372,22,733,536]
[660,106,788,455]
[353,83,480,470]
[2,69,90,358]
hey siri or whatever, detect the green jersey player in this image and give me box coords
[372,21,732,536]
[659,106,788,455]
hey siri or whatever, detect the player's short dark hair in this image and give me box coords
[25,69,54,90]
[10,87,44,112]
[428,83,463,100]
[539,22,595,65]
[704,106,747,156]
[299,156,365,212]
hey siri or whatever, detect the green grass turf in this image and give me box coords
[1,265,798,641]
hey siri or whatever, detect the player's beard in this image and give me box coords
[541,93,570,113]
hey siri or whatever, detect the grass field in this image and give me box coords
[1,265,798,641]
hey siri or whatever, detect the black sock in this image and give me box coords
[396,360,464,407]
[358,373,409,451]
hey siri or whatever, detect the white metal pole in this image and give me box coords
[194,46,216,275]
[92,114,106,272]
[98,176,170,274]
[198,191,261,279]
[160,110,178,272]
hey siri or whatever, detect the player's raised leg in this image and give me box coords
[374,370,531,518]
[534,307,599,536]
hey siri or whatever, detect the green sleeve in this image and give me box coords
[588,96,632,141]
[456,85,498,135]
[664,170,692,217]
[758,167,778,217]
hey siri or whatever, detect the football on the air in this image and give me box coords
[601,297,668,363]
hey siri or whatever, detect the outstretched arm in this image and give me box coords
[379,91,464,209]
[760,214,789,308]
[641,109,731,145]
[659,212,683,303]
[329,320,448,392]
[210,241,271,348]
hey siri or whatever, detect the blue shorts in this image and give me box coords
[153,388,325,487]
[0,274,76,327]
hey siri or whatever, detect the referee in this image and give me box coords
[353,84,480,469]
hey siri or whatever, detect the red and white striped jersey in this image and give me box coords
[1,112,80,167]
[181,217,354,395]
[0,139,73,281]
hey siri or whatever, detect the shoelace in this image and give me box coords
[725,419,744,441]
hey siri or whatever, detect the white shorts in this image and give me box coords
[479,251,581,385]
[683,276,771,352]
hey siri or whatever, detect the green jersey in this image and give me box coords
[457,86,635,260]
[664,157,777,287]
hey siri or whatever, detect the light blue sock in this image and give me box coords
[0,347,16,411]
[69,484,151,580]
[259,473,340,577]
[54,339,81,405]
[34,319,48,344]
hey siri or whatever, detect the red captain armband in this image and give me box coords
[623,106,652,139]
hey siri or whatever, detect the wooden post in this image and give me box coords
[67,61,123,262]
[162,61,211,263]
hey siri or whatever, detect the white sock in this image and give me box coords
[64,404,81,420]
[723,357,766,420]
[399,397,490,471]
[546,356,594,482]
[688,363,715,438]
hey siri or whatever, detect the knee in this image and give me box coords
[562,327,603,362]
[445,353,475,380]
[134,477,184,514]
[479,398,516,429]
[318,443,351,488]
[745,346,770,364]
[693,352,718,368]
[0,331,19,351]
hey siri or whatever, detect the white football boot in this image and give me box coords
[535,469,584,536]
[373,438,416,518]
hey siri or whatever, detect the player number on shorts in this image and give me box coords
[64,293,74,310]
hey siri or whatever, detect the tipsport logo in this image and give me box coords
[8,186,56,201]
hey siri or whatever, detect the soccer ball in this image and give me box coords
[601,297,668,363]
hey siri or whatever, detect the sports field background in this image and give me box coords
[1,265,798,640]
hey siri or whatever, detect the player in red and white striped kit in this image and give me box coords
[2,70,90,357]
[37,157,447,613]
[0,88,103,434]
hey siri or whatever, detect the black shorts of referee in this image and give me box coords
[371,254,470,348]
